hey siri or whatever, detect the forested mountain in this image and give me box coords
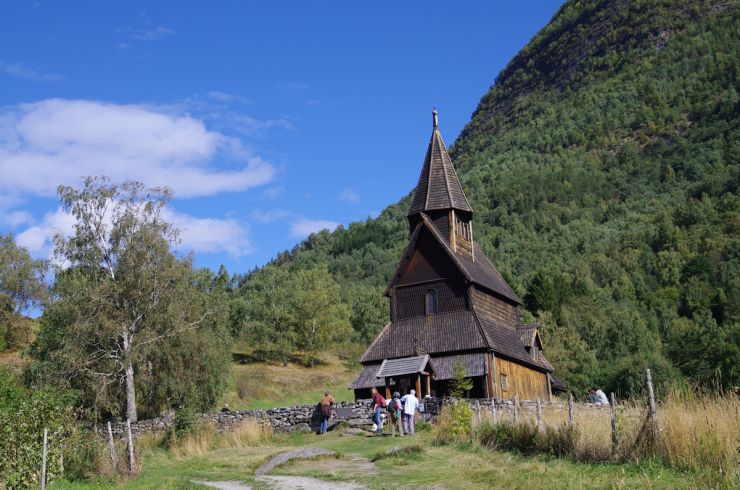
[237,0,739,396]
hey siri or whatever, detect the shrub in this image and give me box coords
[0,369,83,487]
[433,402,474,444]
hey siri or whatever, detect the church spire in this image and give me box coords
[408,110,472,218]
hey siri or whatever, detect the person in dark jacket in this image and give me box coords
[319,392,335,434]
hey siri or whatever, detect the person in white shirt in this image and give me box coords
[400,389,419,435]
[588,387,609,405]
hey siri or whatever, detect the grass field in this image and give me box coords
[216,346,359,410]
[49,426,721,489]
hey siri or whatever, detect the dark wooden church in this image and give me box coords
[351,111,565,401]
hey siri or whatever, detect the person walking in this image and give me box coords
[389,392,404,437]
[370,387,386,432]
[400,389,419,435]
[319,391,335,434]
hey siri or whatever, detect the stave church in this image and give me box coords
[351,111,566,401]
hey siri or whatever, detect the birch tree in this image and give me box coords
[30,177,227,421]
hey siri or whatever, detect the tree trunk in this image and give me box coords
[122,329,138,422]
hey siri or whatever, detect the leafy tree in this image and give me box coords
[243,263,351,366]
[0,233,47,314]
[0,234,47,350]
[450,360,473,398]
[27,177,230,421]
[291,264,352,366]
[243,264,297,366]
[347,285,387,344]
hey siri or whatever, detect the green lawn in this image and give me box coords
[50,429,720,489]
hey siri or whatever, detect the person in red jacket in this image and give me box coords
[370,387,386,432]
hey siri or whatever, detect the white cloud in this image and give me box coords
[16,206,252,259]
[0,98,275,199]
[250,209,293,224]
[290,219,339,238]
[129,25,174,41]
[0,61,64,83]
[163,209,252,257]
[16,208,75,254]
[262,186,285,200]
[1,210,35,228]
[207,91,252,104]
[339,189,360,203]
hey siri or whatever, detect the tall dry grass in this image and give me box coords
[454,392,738,484]
[169,418,273,459]
[659,388,738,479]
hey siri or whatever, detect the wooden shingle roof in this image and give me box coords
[517,324,539,347]
[408,111,472,217]
[360,310,488,363]
[350,363,384,389]
[430,353,488,380]
[376,355,430,378]
[476,314,552,372]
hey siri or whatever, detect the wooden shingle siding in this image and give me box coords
[472,288,518,327]
[395,280,467,320]
[456,234,473,259]
[495,357,550,401]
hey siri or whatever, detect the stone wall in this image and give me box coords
[106,398,613,438]
[106,400,376,438]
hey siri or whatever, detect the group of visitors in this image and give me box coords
[317,388,420,436]
[317,385,614,436]
[370,387,419,436]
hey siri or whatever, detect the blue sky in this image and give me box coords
[0,1,563,275]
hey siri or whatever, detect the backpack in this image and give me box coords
[392,398,401,411]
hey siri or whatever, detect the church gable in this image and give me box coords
[394,225,461,287]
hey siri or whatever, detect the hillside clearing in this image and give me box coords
[217,351,357,410]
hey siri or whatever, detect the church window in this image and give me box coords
[501,373,508,391]
[425,289,438,315]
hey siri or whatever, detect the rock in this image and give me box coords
[343,428,367,436]
[255,448,336,476]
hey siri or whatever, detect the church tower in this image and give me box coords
[407,110,474,260]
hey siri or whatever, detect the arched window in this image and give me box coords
[425,289,438,315]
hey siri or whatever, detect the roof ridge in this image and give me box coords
[435,130,456,210]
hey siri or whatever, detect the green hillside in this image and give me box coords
[237,0,739,396]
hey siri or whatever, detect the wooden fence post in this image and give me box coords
[126,419,135,473]
[610,392,618,457]
[475,400,481,425]
[568,394,574,426]
[646,369,659,441]
[491,398,497,424]
[513,396,519,423]
[41,428,48,490]
[107,421,118,468]
[535,399,542,432]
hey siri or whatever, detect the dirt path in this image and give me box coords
[191,480,252,490]
[257,475,364,489]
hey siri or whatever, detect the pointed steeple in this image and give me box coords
[408,110,472,217]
